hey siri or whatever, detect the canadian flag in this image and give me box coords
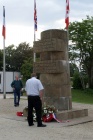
[65,0,69,29]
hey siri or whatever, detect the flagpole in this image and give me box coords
[34,25,36,62]
[65,0,70,110]
[65,0,70,76]
[2,6,6,99]
[33,0,37,62]
[3,35,6,99]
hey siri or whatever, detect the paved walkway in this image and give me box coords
[0,94,93,140]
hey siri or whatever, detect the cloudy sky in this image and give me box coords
[0,0,93,49]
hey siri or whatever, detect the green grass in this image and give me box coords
[72,89,93,104]
[23,89,93,104]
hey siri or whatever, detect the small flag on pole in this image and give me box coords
[65,0,69,29]
[34,0,37,31]
[2,6,6,39]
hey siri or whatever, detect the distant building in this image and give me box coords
[0,71,21,93]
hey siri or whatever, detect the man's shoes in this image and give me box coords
[16,103,19,106]
[14,103,19,107]
[37,124,46,127]
[29,123,34,126]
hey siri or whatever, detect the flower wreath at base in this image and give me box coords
[17,105,69,123]
[34,105,61,122]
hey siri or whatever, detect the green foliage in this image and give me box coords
[73,71,82,89]
[5,45,16,71]
[11,42,33,71]
[72,89,93,104]
[20,58,33,82]
[69,16,93,88]
[0,42,41,84]
[70,63,78,77]
[0,42,33,72]
[0,50,3,70]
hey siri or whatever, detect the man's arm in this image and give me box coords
[11,81,14,88]
[11,81,15,90]
[39,89,44,101]
[20,80,23,91]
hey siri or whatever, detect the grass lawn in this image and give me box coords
[22,89,93,104]
[72,89,93,104]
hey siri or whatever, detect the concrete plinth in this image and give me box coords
[23,107,88,121]
[56,109,88,120]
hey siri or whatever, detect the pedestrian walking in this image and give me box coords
[11,75,23,107]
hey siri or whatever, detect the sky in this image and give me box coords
[0,0,93,49]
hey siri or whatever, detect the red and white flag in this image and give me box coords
[2,6,6,39]
[34,0,37,31]
[65,0,69,29]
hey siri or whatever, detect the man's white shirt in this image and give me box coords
[25,77,44,96]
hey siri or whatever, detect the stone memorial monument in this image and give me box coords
[33,29,88,120]
[33,29,71,110]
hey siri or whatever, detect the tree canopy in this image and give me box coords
[0,42,34,82]
[69,16,93,88]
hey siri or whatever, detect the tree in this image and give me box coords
[12,42,33,71]
[0,50,3,71]
[70,63,78,77]
[5,42,33,71]
[0,50,3,70]
[69,16,93,88]
[73,71,82,89]
[20,58,33,82]
[5,45,16,71]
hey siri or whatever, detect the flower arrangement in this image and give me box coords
[21,105,58,122]
[17,105,69,123]
[42,105,57,115]
[33,105,58,122]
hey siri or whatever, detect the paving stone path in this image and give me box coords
[0,94,93,140]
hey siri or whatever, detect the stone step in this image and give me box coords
[56,109,88,120]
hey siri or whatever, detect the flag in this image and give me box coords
[2,6,6,39]
[34,0,37,31]
[65,0,69,29]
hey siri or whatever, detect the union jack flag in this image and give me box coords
[65,0,69,29]
[34,0,37,31]
[2,6,6,39]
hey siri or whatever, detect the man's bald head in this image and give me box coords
[31,73,37,77]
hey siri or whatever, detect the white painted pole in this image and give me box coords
[2,6,6,99]
[33,31,36,62]
[3,37,6,99]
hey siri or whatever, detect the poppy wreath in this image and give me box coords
[34,105,58,122]
[17,105,59,122]
[17,105,69,123]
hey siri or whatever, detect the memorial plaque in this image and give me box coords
[33,60,68,74]
[33,38,67,53]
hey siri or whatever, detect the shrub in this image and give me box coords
[73,71,82,89]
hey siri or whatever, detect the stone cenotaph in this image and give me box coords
[23,29,90,120]
[33,29,71,110]
[33,29,88,120]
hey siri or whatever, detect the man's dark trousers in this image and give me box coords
[14,89,20,106]
[27,96,42,126]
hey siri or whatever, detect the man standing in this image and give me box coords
[25,73,46,127]
[11,75,23,107]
